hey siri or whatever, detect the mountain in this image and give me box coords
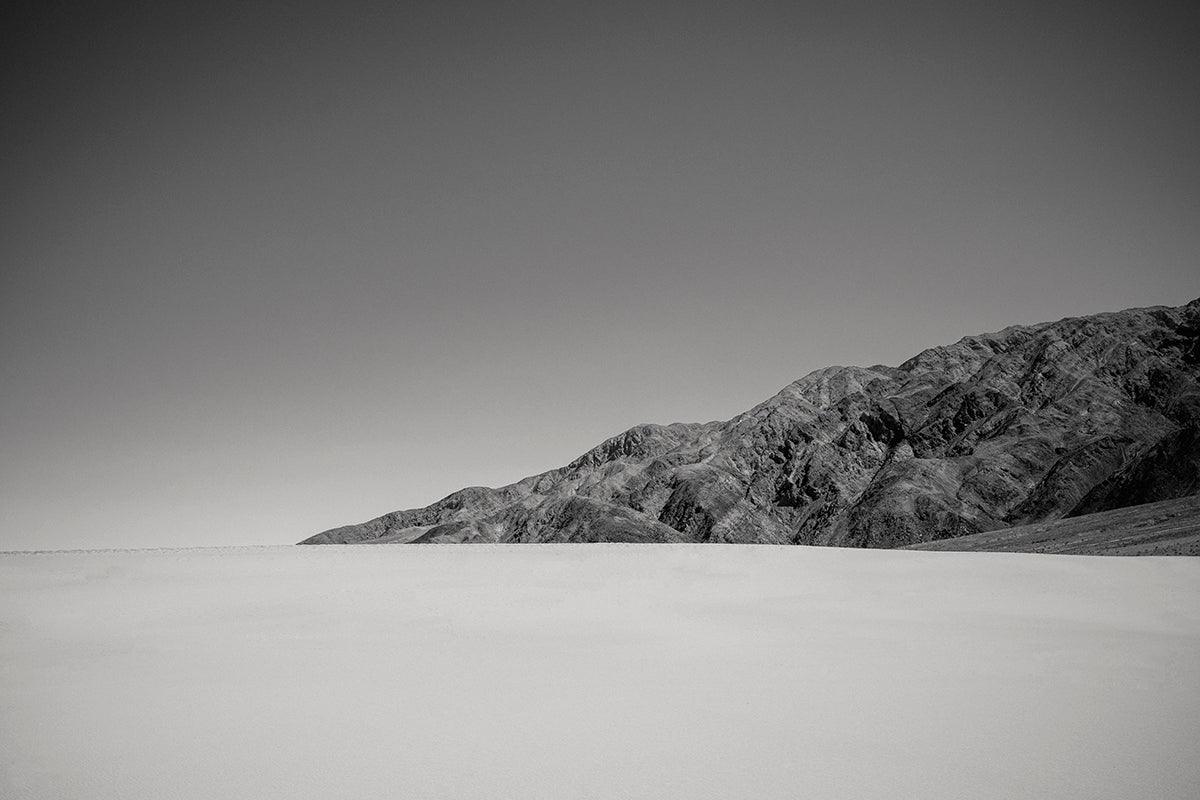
[301,299,1200,547]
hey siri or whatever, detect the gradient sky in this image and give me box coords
[2,0,1198,549]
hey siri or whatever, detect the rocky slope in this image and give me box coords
[302,299,1200,547]
[903,494,1200,556]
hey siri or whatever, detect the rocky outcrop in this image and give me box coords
[301,299,1200,547]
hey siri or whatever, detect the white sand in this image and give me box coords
[1,545,1198,799]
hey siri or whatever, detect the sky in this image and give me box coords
[1,0,1198,549]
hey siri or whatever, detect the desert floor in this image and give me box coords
[2,544,1198,799]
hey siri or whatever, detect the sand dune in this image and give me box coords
[2,545,1198,799]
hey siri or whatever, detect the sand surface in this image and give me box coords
[2,544,1198,799]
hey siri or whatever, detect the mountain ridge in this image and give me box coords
[302,299,1200,547]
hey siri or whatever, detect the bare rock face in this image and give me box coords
[301,299,1200,547]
